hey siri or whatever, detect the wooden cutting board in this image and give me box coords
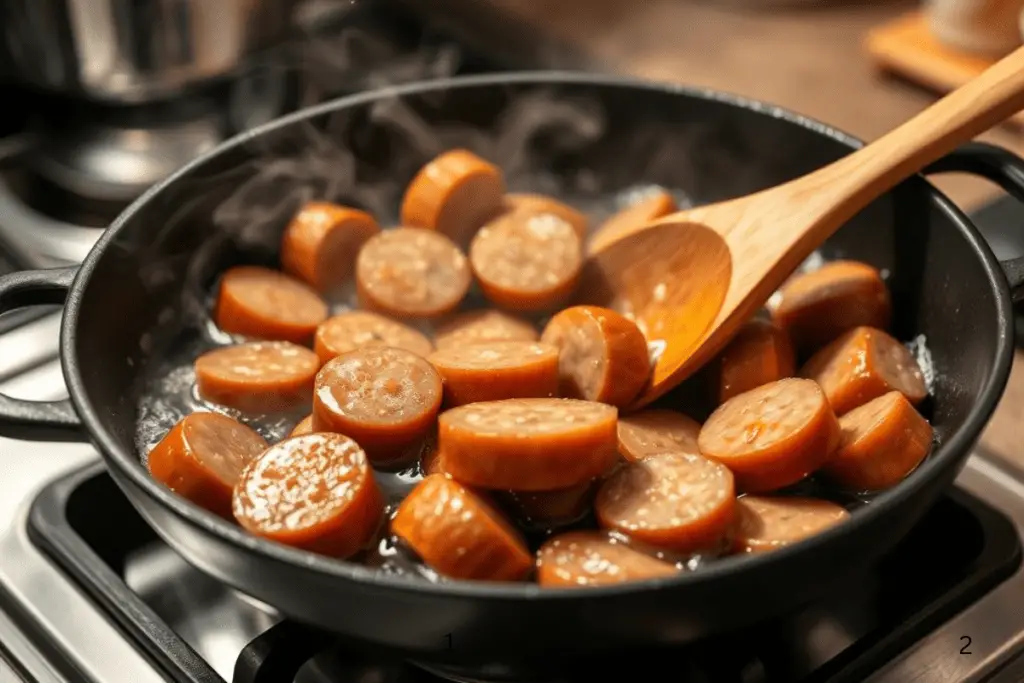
[864,11,1024,128]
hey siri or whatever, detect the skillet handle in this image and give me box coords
[0,267,83,437]
[925,141,1024,303]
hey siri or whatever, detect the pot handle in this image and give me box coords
[0,267,83,438]
[925,141,1024,302]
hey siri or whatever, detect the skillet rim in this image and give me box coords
[62,70,1017,602]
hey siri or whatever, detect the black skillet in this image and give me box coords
[1,73,1023,681]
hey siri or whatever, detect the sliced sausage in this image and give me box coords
[505,193,589,240]
[800,326,928,416]
[469,209,582,313]
[540,305,651,407]
[148,412,269,519]
[420,440,444,477]
[215,266,328,344]
[537,531,679,588]
[290,415,314,437]
[428,341,559,407]
[733,495,850,553]
[280,202,380,293]
[769,260,891,353]
[400,149,505,246]
[823,391,933,491]
[391,474,532,581]
[716,318,797,404]
[439,398,618,491]
[314,311,433,365]
[433,309,538,350]
[195,341,320,413]
[617,409,702,463]
[313,346,442,465]
[502,481,595,529]
[587,188,677,255]
[232,433,383,558]
[698,378,840,492]
[356,228,471,318]
[595,453,736,552]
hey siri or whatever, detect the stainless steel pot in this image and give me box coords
[0,0,334,103]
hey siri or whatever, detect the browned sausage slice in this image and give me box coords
[715,318,796,404]
[505,193,589,240]
[698,378,840,492]
[502,481,595,529]
[428,341,559,406]
[356,228,471,319]
[232,433,384,558]
[313,346,442,465]
[823,391,933,491]
[148,412,268,519]
[536,531,679,587]
[733,495,850,553]
[433,310,538,350]
[800,326,928,415]
[540,305,651,407]
[400,149,505,246]
[195,342,320,413]
[587,188,677,255]
[391,474,533,581]
[469,209,582,312]
[595,453,736,552]
[215,266,328,344]
[617,409,702,463]
[289,415,314,437]
[314,311,433,365]
[439,398,618,491]
[769,260,891,353]
[280,202,380,293]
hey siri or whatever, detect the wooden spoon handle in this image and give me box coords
[800,43,1024,234]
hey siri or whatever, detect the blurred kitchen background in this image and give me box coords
[1,0,1023,451]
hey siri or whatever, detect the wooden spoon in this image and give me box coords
[583,44,1024,410]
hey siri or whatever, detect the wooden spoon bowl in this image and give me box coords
[585,44,1024,409]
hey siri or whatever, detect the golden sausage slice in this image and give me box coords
[540,305,651,407]
[280,202,380,293]
[194,342,320,413]
[215,266,328,344]
[505,193,589,240]
[536,531,679,587]
[800,326,928,415]
[823,391,933,491]
[617,409,702,463]
[232,433,383,558]
[595,453,736,553]
[587,188,677,255]
[313,346,442,465]
[433,310,538,350]
[400,149,505,246]
[148,412,268,519]
[439,398,618,491]
[428,341,559,406]
[391,474,532,582]
[733,495,850,553]
[715,318,796,404]
[289,415,314,437]
[314,311,433,365]
[698,378,840,492]
[356,228,470,319]
[770,260,891,353]
[470,210,582,312]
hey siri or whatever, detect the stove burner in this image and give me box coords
[26,464,1023,683]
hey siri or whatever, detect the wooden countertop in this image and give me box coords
[493,0,1024,462]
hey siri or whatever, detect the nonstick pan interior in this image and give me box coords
[61,74,1012,666]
